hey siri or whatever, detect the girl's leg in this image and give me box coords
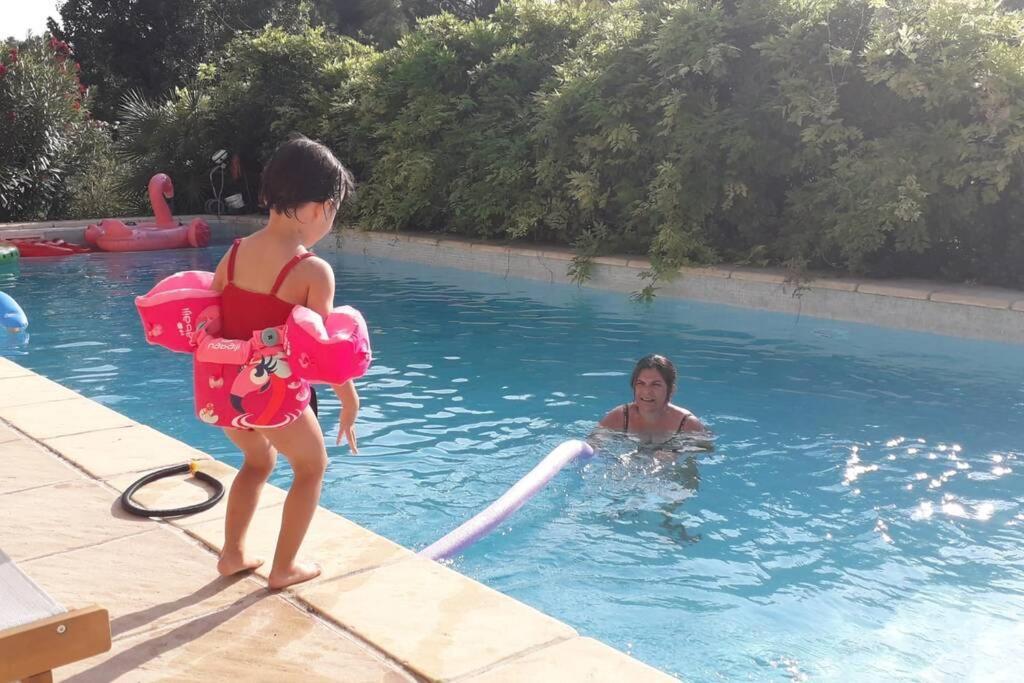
[258,407,328,590]
[217,427,277,576]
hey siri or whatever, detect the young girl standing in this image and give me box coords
[210,136,359,589]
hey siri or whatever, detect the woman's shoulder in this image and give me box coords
[667,403,692,417]
[598,403,629,430]
[669,404,705,432]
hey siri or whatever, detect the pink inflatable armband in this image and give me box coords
[135,271,221,353]
[285,305,372,384]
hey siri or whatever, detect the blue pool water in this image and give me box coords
[3,246,1023,681]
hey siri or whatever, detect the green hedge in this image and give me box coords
[44,0,1024,290]
[319,0,1024,290]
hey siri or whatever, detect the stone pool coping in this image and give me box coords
[333,228,1024,344]
[0,357,676,682]
[0,214,257,244]
[4,214,1022,342]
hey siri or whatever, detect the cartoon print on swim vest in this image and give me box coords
[198,402,219,424]
[229,327,294,426]
[190,305,220,344]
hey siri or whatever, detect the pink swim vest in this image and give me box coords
[135,269,372,430]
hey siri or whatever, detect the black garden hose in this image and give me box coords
[120,461,225,517]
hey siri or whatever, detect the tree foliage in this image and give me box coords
[115,87,211,213]
[15,0,1024,289]
[0,35,110,220]
[50,0,309,120]
[328,0,1024,289]
[49,0,504,121]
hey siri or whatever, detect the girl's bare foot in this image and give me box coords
[267,561,321,590]
[217,551,264,576]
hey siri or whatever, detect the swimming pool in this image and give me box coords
[3,246,1023,681]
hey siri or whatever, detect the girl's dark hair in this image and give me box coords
[630,354,677,395]
[259,135,354,217]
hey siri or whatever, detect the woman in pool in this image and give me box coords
[597,353,707,444]
[595,353,707,543]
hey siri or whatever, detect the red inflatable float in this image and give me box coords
[7,238,92,258]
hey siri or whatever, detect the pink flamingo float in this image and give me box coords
[85,173,211,252]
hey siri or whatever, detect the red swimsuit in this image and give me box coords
[191,240,316,430]
[220,239,314,339]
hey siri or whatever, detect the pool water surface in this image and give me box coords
[3,246,1023,681]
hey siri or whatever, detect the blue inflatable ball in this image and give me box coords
[0,292,27,333]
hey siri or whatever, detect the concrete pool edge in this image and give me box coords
[3,215,1021,342]
[332,228,1024,344]
[0,357,677,682]
[0,214,260,245]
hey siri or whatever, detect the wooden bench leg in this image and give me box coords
[23,672,54,683]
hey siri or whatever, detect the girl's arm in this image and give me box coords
[305,258,360,453]
[211,249,231,292]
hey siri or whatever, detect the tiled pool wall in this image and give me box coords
[0,214,257,245]
[333,229,1024,345]
[8,214,1021,345]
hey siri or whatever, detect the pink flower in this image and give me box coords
[8,48,17,62]
[50,38,70,55]
[0,64,7,77]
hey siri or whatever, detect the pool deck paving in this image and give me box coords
[0,356,678,682]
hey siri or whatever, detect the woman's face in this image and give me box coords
[633,368,671,407]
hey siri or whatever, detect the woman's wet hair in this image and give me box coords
[631,354,677,396]
[260,135,355,217]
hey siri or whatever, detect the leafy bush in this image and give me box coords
[47,0,1024,290]
[197,26,371,207]
[339,0,1024,289]
[116,88,211,214]
[61,120,134,219]
[772,0,1024,285]
[329,1,592,234]
[0,36,94,221]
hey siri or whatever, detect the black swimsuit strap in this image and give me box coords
[625,405,693,435]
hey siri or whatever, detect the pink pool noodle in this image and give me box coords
[419,439,595,561]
